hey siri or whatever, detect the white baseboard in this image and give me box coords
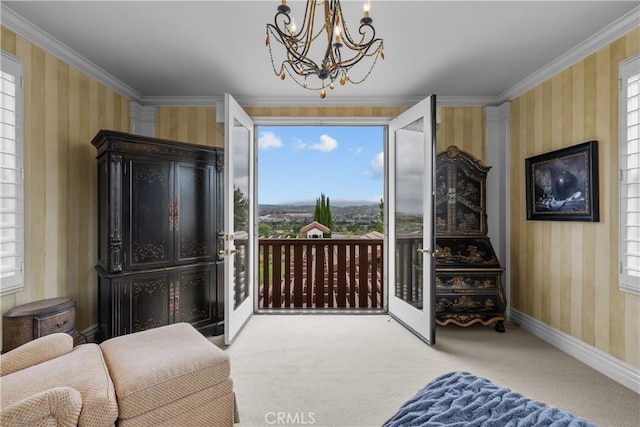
[509,309,639,393]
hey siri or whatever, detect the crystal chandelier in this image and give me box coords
[266,0,384,98]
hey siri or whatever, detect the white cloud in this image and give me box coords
[371,152,384,178]
[258,131,283,150]
[351,147,364,155]
[292,139,308,150]
[309,134,338,152]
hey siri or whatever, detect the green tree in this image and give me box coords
[375,198,384,233]
[313,193,334,237]
[234,187,248,232]
[258,222,273,237]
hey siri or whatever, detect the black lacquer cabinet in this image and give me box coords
[92,130,225,340]
[435,146,506,332]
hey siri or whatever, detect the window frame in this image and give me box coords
[1,50,24,295]
[619,53,640,295]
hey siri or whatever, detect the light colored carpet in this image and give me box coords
[211,315,639,427]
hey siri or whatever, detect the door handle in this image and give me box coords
[416,248,433,254]
[219,249,240,256]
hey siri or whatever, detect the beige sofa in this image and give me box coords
[0,323,236,426]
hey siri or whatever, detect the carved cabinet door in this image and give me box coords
[173,264,216,329]
[124,157,174,270]
[174,162,215,265]
[128,270,174,334]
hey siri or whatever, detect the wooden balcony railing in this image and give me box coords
[258,238,383,310]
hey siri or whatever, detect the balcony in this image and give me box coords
[258,237,384,311]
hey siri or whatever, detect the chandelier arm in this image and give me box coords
[267,27,322,78]
[270,1,314,65]
[267,25,315,74]
[340,20,376,51]
[282,2,325,74]
[341,45,384,84]
[293,0,316,66]
[329,40,382,70]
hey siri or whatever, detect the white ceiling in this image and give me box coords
[2,1,638,106]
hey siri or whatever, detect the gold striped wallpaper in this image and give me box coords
[437,107,486,161]
[156,106,221,147]
[510,27,640,368]
[0,27,130,350]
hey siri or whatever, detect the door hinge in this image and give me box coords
[620,262,624,274]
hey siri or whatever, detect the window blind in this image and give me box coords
[620,54,640,295]
[0,52,23,294]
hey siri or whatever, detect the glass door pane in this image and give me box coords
[395,117,425,309]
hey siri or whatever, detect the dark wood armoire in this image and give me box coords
[434,145,506,332]
[92,130,225,341]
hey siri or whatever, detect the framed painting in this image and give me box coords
[525,141,599,221]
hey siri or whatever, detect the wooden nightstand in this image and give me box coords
[2,297,77,352]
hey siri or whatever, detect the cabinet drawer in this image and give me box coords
[435,273,500,291]
[34,309,76,337]
[435,293,503,315]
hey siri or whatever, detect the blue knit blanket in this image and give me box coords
[384,372,596,427]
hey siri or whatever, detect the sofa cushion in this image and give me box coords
[0,387,82,427]
[0,344,119,426]
[0,333,73,376]
[99,323,231,419]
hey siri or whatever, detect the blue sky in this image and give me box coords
[257,126,384,205]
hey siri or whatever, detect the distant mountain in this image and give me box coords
[261,198,379,208]
[258,203,379,221]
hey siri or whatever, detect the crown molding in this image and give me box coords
[253,116,393,126]
[235,95,502,107]
[1,4,144,103]
[497,6,640,103]
[232,95,425,107]
[140,95,501,108]
[437,96,500,107]
[140,96,223,106]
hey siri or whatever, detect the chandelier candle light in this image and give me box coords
[266,0,384,98]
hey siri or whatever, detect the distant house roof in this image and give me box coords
[354,231,384,239]
[300,221,330,234]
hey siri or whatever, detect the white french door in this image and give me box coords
[387,95,437,345]
[223,93,255,345]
